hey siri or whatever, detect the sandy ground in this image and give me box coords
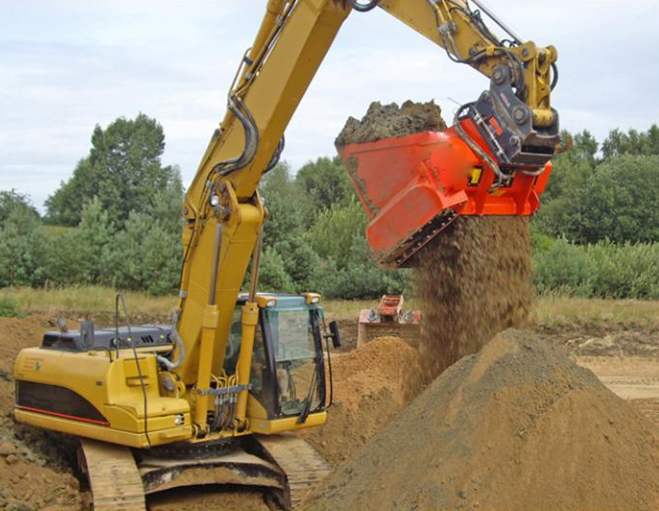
[0,312,657,510]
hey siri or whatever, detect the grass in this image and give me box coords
[531,294,659,330]
[3,286,176,316]
[0,296,25,318]
[1,286,658,330]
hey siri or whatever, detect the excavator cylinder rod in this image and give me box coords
[340,120,552,267]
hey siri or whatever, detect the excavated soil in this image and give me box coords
[148,488,269,511]
[335,100,447,148]
[416,216,533,378]
[305,331,659,511]
[302,337,424,465]
[336,100,533,379]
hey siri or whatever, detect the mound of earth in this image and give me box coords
[302,337,424,465]
[305,331,659,511]
[335,100,447,148]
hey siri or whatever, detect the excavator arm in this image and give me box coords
[176,0,559,434]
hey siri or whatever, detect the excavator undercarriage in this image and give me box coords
[78,434,330,510]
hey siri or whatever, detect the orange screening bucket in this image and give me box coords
[339,119,552,267]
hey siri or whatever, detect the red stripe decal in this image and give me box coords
[17,405,110,426]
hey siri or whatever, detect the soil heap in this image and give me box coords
[336,100,533,379]
[302,337,424,465]
[335,100,447,147]
[305,331,659,511]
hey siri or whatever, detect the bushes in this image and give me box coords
[0,207,48,287]
[105,213,181,295]
[531,127,658,300]
[256,162,409,299]
[0,296,23,318]
[0,199,182,296]
[533,239,659,299]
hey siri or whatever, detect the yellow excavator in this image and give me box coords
[13,1,559,508]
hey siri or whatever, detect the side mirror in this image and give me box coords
[328,320,341,348]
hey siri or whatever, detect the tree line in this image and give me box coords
[1,114,657,299]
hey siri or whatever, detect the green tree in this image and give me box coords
[572,130,599,166]
[307,199,366,264]
[257,247,295,292]
[562,155,659,244]
[105,212,182,294]
[149,166,185,234]
[536,130,600,238]
[260,163,304,248]
[41,227,85,286]
[75,198,116,283]
[257,163,322,291]
[306,199,409,298]
[295,157,354,217]
[602,125,659,159]
[45,114,181,227]
[0,207,47,287]
[535,151,592,236]
[0,190,39,224]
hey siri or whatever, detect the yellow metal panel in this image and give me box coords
[14,409,191,448]
[247,395,269,420]
[250,412,327,434]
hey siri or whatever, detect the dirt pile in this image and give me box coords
[303,337,424,465]
[335,100,447,148]
[305,331,659,511]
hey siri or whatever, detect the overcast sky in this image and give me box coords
[2,0,658,210]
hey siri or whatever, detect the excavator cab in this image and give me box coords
[225,293,330,422]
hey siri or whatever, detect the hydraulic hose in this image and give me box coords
[264,135,286,174]
[157,312,186,371]
[212,97,259,177]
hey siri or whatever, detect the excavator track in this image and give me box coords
[138,443,285,495]
[256,434,331,509]
[79,435,329,511]
[79,439,146,511]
